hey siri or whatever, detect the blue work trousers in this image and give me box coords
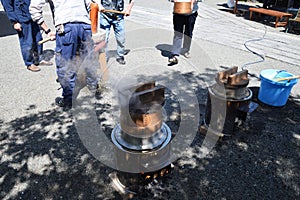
[100,13,125,59]
[171,12,198,56]
[17,20,43,66]
[55,22,98,101]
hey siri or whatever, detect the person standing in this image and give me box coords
[1,0,50,72]
[168,0,199,66]
[30,0,99,110]
[96,0,135,65]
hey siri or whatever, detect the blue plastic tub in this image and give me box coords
[258,69,298,107]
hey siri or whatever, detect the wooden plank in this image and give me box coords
[249,8,292,18]
[249,7,292,28]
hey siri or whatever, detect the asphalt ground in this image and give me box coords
[0,1,299,199]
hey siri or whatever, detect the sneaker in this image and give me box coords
[116,57,126,65]
[27,64,41,72]
[183,52,191,58]
[87,84,102,100]
[168,56,178,66]
[55,97,72,111]
[39,60,53,66]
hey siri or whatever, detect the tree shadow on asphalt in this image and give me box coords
[0,69,299,199]
[42,49,55,62]
[167,87,300,199]
[0,107,116,199]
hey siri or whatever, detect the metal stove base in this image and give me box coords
[111,123,172,173]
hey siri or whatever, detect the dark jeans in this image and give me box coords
[55,22,98,101]
[17,20,42,66]
[171,11,198,56]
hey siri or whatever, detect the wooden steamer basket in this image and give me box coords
[173,2,192,14]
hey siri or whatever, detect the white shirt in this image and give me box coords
[30,0,92,26]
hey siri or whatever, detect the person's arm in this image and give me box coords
[1,0,17,22]
[39,21,55,40]
[1,0,22,31]
[29,0,47,25]
[191,0,196,10]
[29,0,55,40]
[124,0,134,16]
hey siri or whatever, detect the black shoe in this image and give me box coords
[183,51,191,58]
[55,97,72,111]
[168,56,178,66]
[87,84,103,100]
[116,57,126,65]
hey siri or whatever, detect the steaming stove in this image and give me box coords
[111,81,172,173]
[203,67,258,136]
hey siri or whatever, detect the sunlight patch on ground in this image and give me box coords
[27,154,53,175]
[3,180,29,200]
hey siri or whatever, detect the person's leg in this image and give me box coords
[100,14,112,58]
[112,15,125,60]
[182,12,198,55]
[171,14,185,57]
[168,14,185,65]
[80,52,102,101]
[55,23,78,104]
[18,21,40,71]
[18,22,34,67]
[78,23,99,91]
[31,21,43,65]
